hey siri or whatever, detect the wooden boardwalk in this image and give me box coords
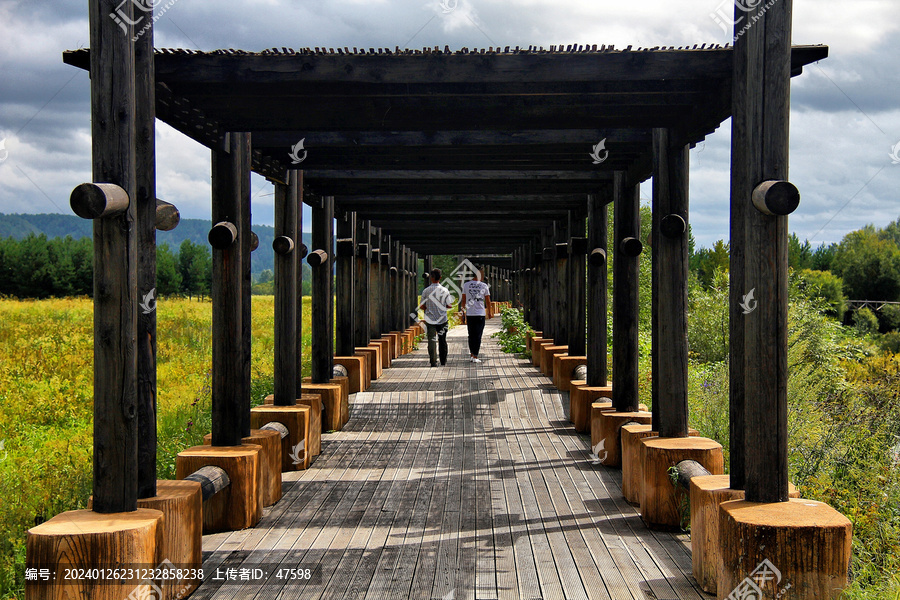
[194,320,711,600]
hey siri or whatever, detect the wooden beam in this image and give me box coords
[310,196,334,384]
[354,219,371,347]
[273,172,298,406]
[292,171,305,398]
[369,226,382,340]
[612,172,641,412]
[238,132,252,437]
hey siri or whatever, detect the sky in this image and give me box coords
[0,0,898,248]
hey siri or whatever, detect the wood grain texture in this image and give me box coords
[311,196,335,383]
[612,172,641,413]
[273,175,298,406]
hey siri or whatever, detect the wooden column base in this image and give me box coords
[553,355,587,391]
[175,444,262,533]
[531,338,551,368]
[595,411,653,467]
[590,401,649,448]
[572,383,613,432]
[250,404,312,471]
[356,346,382,380]
[27,508,164,600]
[303,376,349,428]
[354,351,372,388]
[334,356,366,394]
[639,437,724,530]
[690,475,801,595]
[525,330,542,351]
[372,338,392,368]
[204,429,282,507]
[541,346,568,377]
[385,332,402,359]
[621,425,699,505]
[718,499,852,600]
[301,383,344,433]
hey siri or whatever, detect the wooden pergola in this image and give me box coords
[37,2,853,596]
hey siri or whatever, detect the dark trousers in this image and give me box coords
[426,321,448,365]
[466,315,486,357]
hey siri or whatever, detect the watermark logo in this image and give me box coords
[289,139,307,164]
[410,258,479,330]
[439,0,458,13]
[726,559,791,599]
[589,139,609,164]
[289,440,306,465]
[0,138,7,162]
[109,0,179,42]
[890,141,900,164]
[140,288,157,314]
[740,288,757,315]
[590,438,608,464]
[442,588,456,599]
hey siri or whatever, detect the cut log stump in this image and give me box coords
[571,383,612,432]
[250,404,312,471]
[595,411,653,468]
[553,355,587,391]
[301,383,342,433]
[334,356,366,394]
[175,444,262,533]
[639,436,724,530]
[541,346,568,377]
[356,346,381,380]
[26,508,164,600]
[718,499,852,600]
[204,429,282,507]
[531,339,551,368]
[690,475,801,595]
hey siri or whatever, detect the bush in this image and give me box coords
[853,308,880,336]
[797,269,847,320]
[879,332,900,355]
[879,304,900,333]
[491,307,531,354]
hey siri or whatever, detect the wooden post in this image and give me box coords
[310,196,334,384]
[391,240,401,331]
[733,0,794,503]
[237,132,252,437]
[554,222,569,347]
[210,133,243,447]
[369,227,382,340]
[134,7,156,501]
[273,173,297,406]
[587,192,609,387]
[86,0,139,515]
[354,219,371,348]
[540,228,553,339]
[381,233,392,335]
[568,214,587,356]
[336,209,356,357]
[292,171,305,398]
[653,128,690,438]
[612,172,641,412]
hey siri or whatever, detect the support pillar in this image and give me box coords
[336,210,356,357]
[354,220,371,348]
[587,191,609,387]
[310,196,334,384]
[612,171,641,412]
[273,173,298,406]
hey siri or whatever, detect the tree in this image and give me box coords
[178,239,211,298]
[788,233,813,270]
[797,269,847,320]
[832,228,900,301]
[691,239,730,289]
[156,243,182,295]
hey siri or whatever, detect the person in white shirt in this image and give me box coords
[460,265,491,363]
[418,268,454,367]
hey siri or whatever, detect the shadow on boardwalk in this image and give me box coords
[194,319,711,600]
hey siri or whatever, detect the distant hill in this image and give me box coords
[0,213,312,276]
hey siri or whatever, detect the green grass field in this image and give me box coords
[0,295,311,598]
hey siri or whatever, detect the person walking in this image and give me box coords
[418,268,453,367]
[461,265,491,363]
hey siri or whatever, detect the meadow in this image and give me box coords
[0,295,311,598]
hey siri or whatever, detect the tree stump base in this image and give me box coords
[356,346,382,380]
[251,404,312,471]
[690,475,801,595]
[372,338,392,368]
[553,355,587,391]
[621,426,699,505]
[595,411,653,468]
[296,394,323,457]
[541,346,568,377]
[354,351,372,388]
[589,401,614,448]
[525,330,542,350]
[334,356,366,393]
[175,444,262,533]
[26,508,164,600]
[204,429,282,507]
[718,499,852,600]
[531,339,552,368]
[571,383,613,432]
[301,382,342,433]
[384,332,401,359]
[303,377,349,428]
[640,437,724,530]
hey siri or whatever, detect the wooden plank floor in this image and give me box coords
[193,319,712,600]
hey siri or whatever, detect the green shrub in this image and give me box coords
[491,307,531,354]
[853,307,880,336]
[797,268,847,319]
